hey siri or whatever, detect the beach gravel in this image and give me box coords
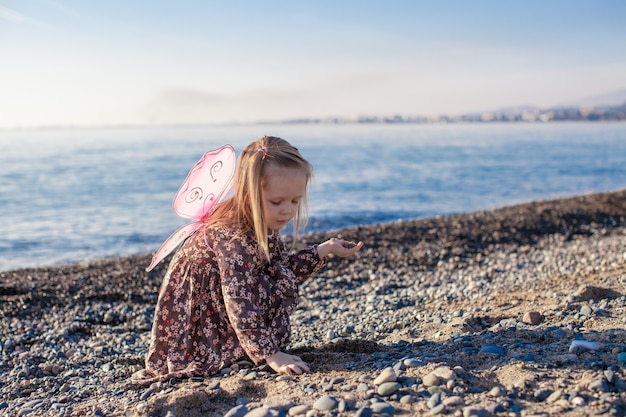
[1,189,625,416]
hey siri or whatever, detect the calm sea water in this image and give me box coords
[1,122,624,272]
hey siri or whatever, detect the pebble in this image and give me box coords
[429,403,446,415]
[588,379,609,392]
[312,395,338,411]
[370,402,395,414]
[225,404,249,417]
[403,358,424,368]
[244,407,273,417]
[427,393,441,409]
[522,311,543,325]
[288,404,310,416]
[422,373,440,387]
[546,390,562,403]
[354,407,373,417]
[488,386,505,397]
[479,344,504,355]
[431,366,456,381]
[569,340,600,353]
[378,382,401,396]
[373,367,398,384]
[443,396,464,406]
[463,406,491,417]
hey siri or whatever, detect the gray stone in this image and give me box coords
[354,407,372,417]
[371,402,395,414]
[224,404,248,417]
[287,404,309,416]
[377,382,401,396]
[313,395,338,411]
[243,407,273,417]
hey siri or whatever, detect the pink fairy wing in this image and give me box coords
[173,145,236,220]
[146,145,236,272]
[145,221,202,272]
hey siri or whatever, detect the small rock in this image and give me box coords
[427,393,441,409]
[534,388,553,402]
[422,373,440,387]
[546,390,562,403]
[243,407,273,417]
[243,371,258,380]
[522,311,542,325]
[377,382,401,396]
[225,404,248,417]
[403,358,424,368]
[428,386,447,395]
[373,367,397,384]
[288,404,310,416]
[588,379,609,392]
[139,389,154,401]
[480,344,504,355]
[399,394,414,404]
[463,406,491,417]
[354,407,372,417]
[370,402,395,414]
[443,396,464,406]
[313,395,338,411]
[569,339,600,353]
[431,366,456,381]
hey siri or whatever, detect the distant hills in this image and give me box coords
[258,90,626,125]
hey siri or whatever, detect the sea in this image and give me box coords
[1,122,625,272]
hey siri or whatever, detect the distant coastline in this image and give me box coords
[260,102,626,125]
[1,102,625,132]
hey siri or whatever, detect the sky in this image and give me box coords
[1,0,625,128]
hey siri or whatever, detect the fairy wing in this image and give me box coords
[145,222,202,272]
[146,144,237,272]
[173,144,236,220]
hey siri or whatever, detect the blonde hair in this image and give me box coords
[209,136,313,260]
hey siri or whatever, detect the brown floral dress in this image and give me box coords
[135,223,325,382]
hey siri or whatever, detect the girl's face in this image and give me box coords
[262,164,307,232]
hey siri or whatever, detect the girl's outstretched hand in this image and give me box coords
[317,238,364,259]
[266,351,310,376]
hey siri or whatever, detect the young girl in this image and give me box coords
[135,136,363,382]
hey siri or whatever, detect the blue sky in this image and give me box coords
[1,0,625,128]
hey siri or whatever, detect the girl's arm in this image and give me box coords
[316,238,364,259]
[286,238,364,281]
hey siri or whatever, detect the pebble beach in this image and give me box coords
[1,189,625,417]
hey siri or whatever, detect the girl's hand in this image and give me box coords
[266,351,310,375]
[317,238,364,259]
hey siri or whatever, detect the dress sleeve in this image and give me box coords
[285,245,326,282]
[211,229,279,364]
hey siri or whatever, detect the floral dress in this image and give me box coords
[137,223,325,382]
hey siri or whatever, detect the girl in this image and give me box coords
[135,136,363,382]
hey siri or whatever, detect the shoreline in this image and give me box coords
[1,189,625,416]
